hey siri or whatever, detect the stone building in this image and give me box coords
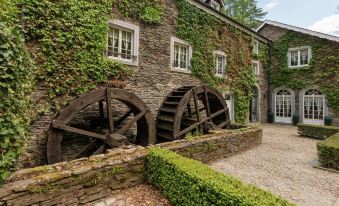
[19,0,270,168]
[257,20,339,126]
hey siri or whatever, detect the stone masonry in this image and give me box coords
[0,126,262,206]
[18,0,269,169]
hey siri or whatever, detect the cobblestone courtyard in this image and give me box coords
[211,124,339,206]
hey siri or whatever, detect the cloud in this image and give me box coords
[308,14,339,37]
[263,0,280,12]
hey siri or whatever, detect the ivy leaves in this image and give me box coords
[175,0,262,124]
[272,31,339,114]
[0,0,33,183]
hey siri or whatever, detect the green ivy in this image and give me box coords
[0,0,163,181]
[0,0,34,182]
[270,31,339,114]
[174,0,265,124]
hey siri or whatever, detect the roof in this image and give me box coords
[256,20,339,43]
[187,0,270,43]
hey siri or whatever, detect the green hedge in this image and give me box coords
[297,124,339,140]
[147,148,294,206]
[317,132,339,170]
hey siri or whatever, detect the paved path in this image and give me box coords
[211,124,339,206]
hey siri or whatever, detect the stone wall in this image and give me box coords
[1,127,262,206]
[18,0,269,169]
[259,24,339,126]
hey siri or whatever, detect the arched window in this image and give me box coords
[275,89,292,123]
[303,89,324,124]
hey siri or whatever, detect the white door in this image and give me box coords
[275,90,292,123]
[224,94,234,121]
[303,89,324,125]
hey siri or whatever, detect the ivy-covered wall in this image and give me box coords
[1,0,269,180]
[0,0,34,181]
[259,25,339,120]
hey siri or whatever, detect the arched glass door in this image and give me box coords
[275,90,292,123]
[303,89,324,125]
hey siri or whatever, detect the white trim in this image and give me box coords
[187,0,269,43]
[107,20,140,66]
[253,39,259,54]
[300,87,327,125]
[214,51,227,77]
[249,84,261,122]
[272,88,295,124]
[170,37,192,74]
[287,46,312,68]
[256,20,339,42]
[223,92,234,122]
[251,60,260,76]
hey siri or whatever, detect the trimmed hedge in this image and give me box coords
[297,124,339,140]
[317,132,339,170]
[147,148,294,206]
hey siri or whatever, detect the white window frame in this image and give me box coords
[170,37,192,74]
[288,46,311,68]
[107,20,139,66]
[252,60,260,76]
[210,0,221,11]
[253,39,259,54]
[214,51,227,77]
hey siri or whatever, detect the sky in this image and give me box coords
[257,0,339,37]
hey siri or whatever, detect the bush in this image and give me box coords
[147,148,294,206]
[297,124,339,140]
[317,132,339,170]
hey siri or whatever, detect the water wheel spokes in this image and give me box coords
[47,88,156,164]
[156,85,231,141]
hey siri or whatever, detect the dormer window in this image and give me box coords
[211,0,221,11]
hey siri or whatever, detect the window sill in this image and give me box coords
[215,74,225,78]
[106,56,138,67]
[288,65,309,69]
[170,68,192,74]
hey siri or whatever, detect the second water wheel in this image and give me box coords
[156,85,231,141]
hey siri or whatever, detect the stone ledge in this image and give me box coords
[0,126,262,206]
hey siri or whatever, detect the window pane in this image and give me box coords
[174,45,179,68]
[290,51,298,66]
[180,46,187,68]
[300,49,309,65]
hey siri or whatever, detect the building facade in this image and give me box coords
[19,0,270,168]
[257,20,339,126]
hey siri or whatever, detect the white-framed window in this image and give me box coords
[170,37,192,73]
[253,40,259,54]
[214,51,227,77]
[288,46,311,68]
[252,60,260,76]
[107,20,139,66]
[211,0,221,11]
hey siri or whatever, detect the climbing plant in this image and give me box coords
[0,0,163,181]
[0,0,34,182]
[174,0,265,123]
[270,31,339,114]
[20,0,164,111]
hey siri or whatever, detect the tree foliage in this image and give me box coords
[223,0,266,29]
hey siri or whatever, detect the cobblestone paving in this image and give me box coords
[211,124,339,206]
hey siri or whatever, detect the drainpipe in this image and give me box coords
[267,40,273,118]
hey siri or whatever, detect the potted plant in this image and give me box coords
[324,116,332,126]
[292,114,299,126]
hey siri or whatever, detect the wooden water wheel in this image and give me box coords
[47,88,156,164]
[156,85,230,141]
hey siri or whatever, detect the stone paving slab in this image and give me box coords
[210,124,339,206]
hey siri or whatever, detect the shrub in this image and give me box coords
[297,124,339,140]
[317,132,339,170]
[147,148,294,206]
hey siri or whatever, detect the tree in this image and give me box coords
[223,0,266,29]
